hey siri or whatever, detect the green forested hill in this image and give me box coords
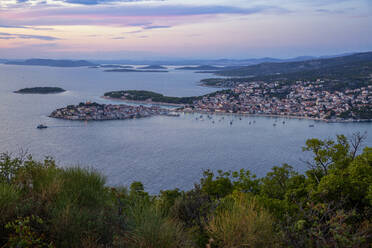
[214,51,372,77]
[104,90,232,104]
[202,55,372,90]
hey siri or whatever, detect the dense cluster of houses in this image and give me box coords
[50,102,170,121]
[187,80,372,121]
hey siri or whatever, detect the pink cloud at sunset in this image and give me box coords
[0,0,371,59]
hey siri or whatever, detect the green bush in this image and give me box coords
[5,215,54,248]
[115,199,192,248]
[207,193,278,248]
[0,183,20,218]
[47,167,115,247]
[171,185,212,247]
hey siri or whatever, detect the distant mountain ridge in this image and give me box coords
[137,65,168,70]
[4,59,96,67]
[200,52,372,92]
[213,52,372,77]
[90,56,318,66]
[176,65,224,71]
[89,53,356,66]
[0,51,365,68]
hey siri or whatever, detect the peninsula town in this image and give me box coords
[184,80,372,121]
[100,79,372,122]
[53,79,372,122]
[49,102,175,121]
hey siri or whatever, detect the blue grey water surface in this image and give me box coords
[0,64,371,193]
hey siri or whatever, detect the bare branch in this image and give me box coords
[349,132,367,159]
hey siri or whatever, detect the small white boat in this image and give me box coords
[166,112,180,117]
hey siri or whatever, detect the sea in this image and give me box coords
[0,64,371,193]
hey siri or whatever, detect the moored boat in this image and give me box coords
[37,124,48,129]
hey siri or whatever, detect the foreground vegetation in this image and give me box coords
[0,133,371,247]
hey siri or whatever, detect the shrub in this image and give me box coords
[281,202,372,248]
[171,185,213,247]
[0,182,21,240]
[115,199,192,248]
[0,152,23,183]
[0,183,20,218]
[207,194,278,248]
[5,215,54,248]
[47,167,115,247]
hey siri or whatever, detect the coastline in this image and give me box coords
[101,97,371,123]
[177,109,372,123]
[198,83,227,88]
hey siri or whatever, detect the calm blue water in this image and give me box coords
[0,64,371,193]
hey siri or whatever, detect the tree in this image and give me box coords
[261,164,297,200]
[200,170,234,199]
[302,135,351,182]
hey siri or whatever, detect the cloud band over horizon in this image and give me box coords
[0,0,371,59]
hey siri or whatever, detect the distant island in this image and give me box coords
[137,65,167,70]
[103,90,203,105]
[104,68,168,73]
[101,65,133,68]
[5,59,96,67]
[97,65,134,69]
[14,87,66,94]
[176,65,223,71]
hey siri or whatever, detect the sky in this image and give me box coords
[0,0,371,59]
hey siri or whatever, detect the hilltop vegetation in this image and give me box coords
[0,133,371,247]
[104,90,203,104]
[104,90,233,105]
